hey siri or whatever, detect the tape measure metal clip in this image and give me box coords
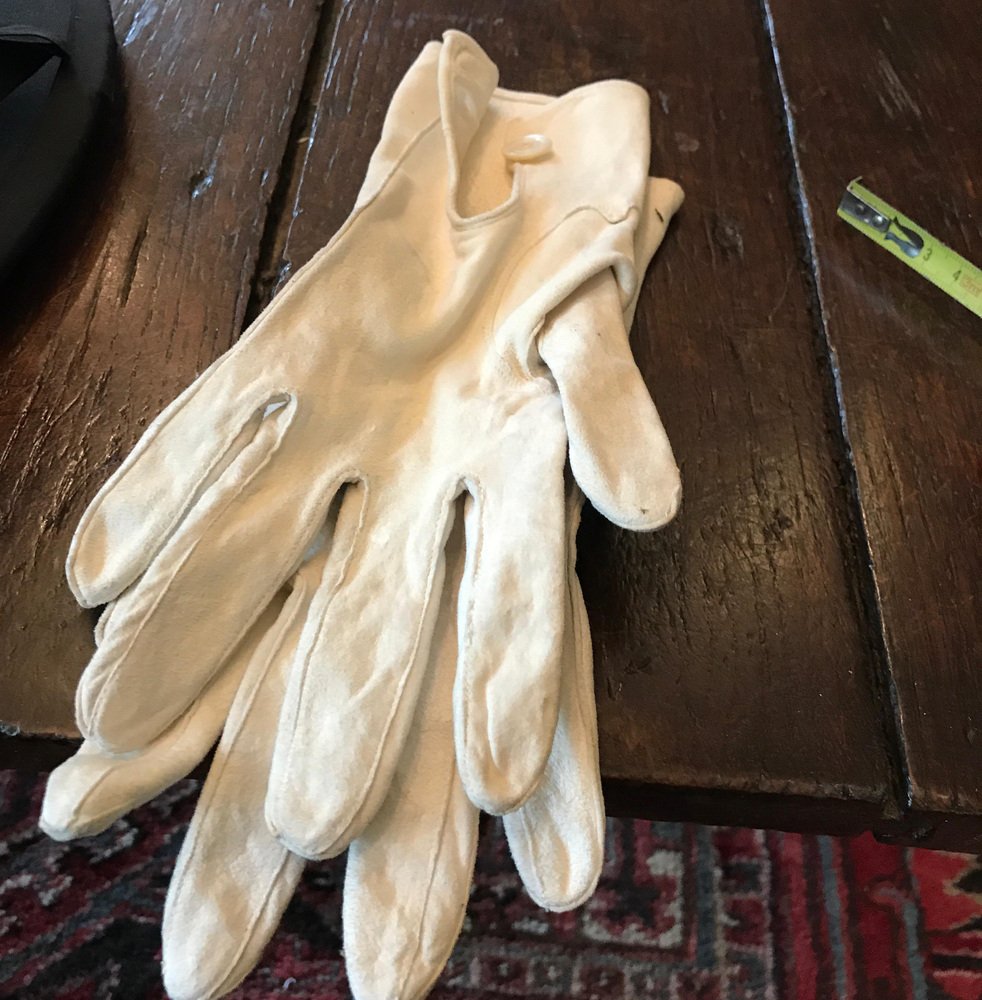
[837,178,982,317]
[839,187,924,258]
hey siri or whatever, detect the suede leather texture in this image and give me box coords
[42,31,683,1000]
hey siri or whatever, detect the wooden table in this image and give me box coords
[1,0,979,851]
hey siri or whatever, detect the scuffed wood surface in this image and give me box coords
[0,0,322,734]
[765,0,982,821]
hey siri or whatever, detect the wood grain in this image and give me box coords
[764,0,982,821]
[0,0,323,735]
[256,0,895,822]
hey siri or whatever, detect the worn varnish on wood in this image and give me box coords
[766,0,982,842]
[1,0,978,850]
[0,0,321,732]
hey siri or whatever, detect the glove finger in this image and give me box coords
[160,549,329,1000]
[454,460,566,816]
[344,510,477,1000]
[42,580,289,839]
[538,177,684,532]
[67,353,289,609]
[39,604,262,840]
[267,480,456,860]
[74,421,342,754]
[504,487,604,911]
[48,579,286,839]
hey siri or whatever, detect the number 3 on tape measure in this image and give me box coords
[837,179,982,318]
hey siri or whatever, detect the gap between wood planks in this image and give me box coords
[243,0,343,326]
[754,0,913,823]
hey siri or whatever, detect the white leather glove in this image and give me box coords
[63,30,682,864]
[42,153,680,998]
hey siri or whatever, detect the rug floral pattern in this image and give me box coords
[0,772,979,999]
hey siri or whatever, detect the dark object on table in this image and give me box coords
[0,0,116,277]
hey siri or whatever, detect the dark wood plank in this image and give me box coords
[764,0,982,823]
[0,0,324,737]
[255,2,896,828]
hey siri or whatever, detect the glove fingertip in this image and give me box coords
[40,762,95,842]
[37,816,77,843]
[571,432,682,533]
[505,798,605,913]
[645,176,685,227]
[263,775,360,861]
[161,959,222,1000]
[38,798,99,842]
[65,536,113,609]
[461,762,539,817]
[527,865,602,913]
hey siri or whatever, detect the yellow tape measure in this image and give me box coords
[837,179,982,318]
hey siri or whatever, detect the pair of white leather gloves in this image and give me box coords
[40,31,683,1000]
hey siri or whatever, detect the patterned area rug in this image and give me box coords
[0,770,980,999]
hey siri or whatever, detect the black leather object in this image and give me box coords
[0,0,116,275]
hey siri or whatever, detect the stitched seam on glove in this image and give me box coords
[81,412,296,740]
[279,478,462,857]
[397,712,468,998]
[491,206,640,380]
[454,475,513,815]
[67,384,280,605]
[239,117,442,342]
[164,584,307,997]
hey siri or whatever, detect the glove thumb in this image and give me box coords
[538,177,683,531]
